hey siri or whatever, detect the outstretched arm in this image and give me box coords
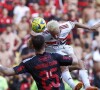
[74,22,100,31]
[0,62,27,76]
[75,22,90,30]
[90,22,100,30]
[30,30,42,36]
[0,65,15,76]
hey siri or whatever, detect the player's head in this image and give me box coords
[47,20,60,39]
[31,35,45,51]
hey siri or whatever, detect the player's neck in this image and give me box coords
[35,48,45,55]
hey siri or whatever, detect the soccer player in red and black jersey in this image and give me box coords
[0,35,80,90]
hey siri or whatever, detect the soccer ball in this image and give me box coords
[31,17,46,33]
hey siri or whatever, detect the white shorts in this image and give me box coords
[46,44,70,55]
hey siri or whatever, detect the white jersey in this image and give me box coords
[42,21,75,55]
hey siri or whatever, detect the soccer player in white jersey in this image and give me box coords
[30,20,98,90]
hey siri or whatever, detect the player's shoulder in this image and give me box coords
[60,21,73,25]
[22,55,36,63]
[50,53,62,58]
[59,21,75,29]
[45,52,56,56]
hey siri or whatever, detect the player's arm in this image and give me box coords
[74,22,91,30]
[0,65,15,76]
[0,62,27,76]
[30,30,42,36]
[30,30,50,45]
[90,22,100,30]
[13,62,27,75]
[74,22,100,31]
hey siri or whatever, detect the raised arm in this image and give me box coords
[30,30,42,36]
[74,22,90,30]
[90,22,100,30]
[0,65,15,76]
[74,22,99,31]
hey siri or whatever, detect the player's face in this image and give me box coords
[49,28,61,39]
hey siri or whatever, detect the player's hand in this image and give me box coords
[62,45,74,55]
[90,26,97,31]
[90,22,100,31]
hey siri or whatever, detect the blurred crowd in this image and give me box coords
[0,0,100,90]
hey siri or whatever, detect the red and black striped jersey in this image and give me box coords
[13,52,73,90]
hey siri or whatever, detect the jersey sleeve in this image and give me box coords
[68,21,75,29]
[13,62,27,74]
[53,53,73,66]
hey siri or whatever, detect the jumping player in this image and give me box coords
[0,35,80,90]
[30,20,98,90]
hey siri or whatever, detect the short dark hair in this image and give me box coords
[31,35,45,51]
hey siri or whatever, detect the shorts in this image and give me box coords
[46,44,71,55]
